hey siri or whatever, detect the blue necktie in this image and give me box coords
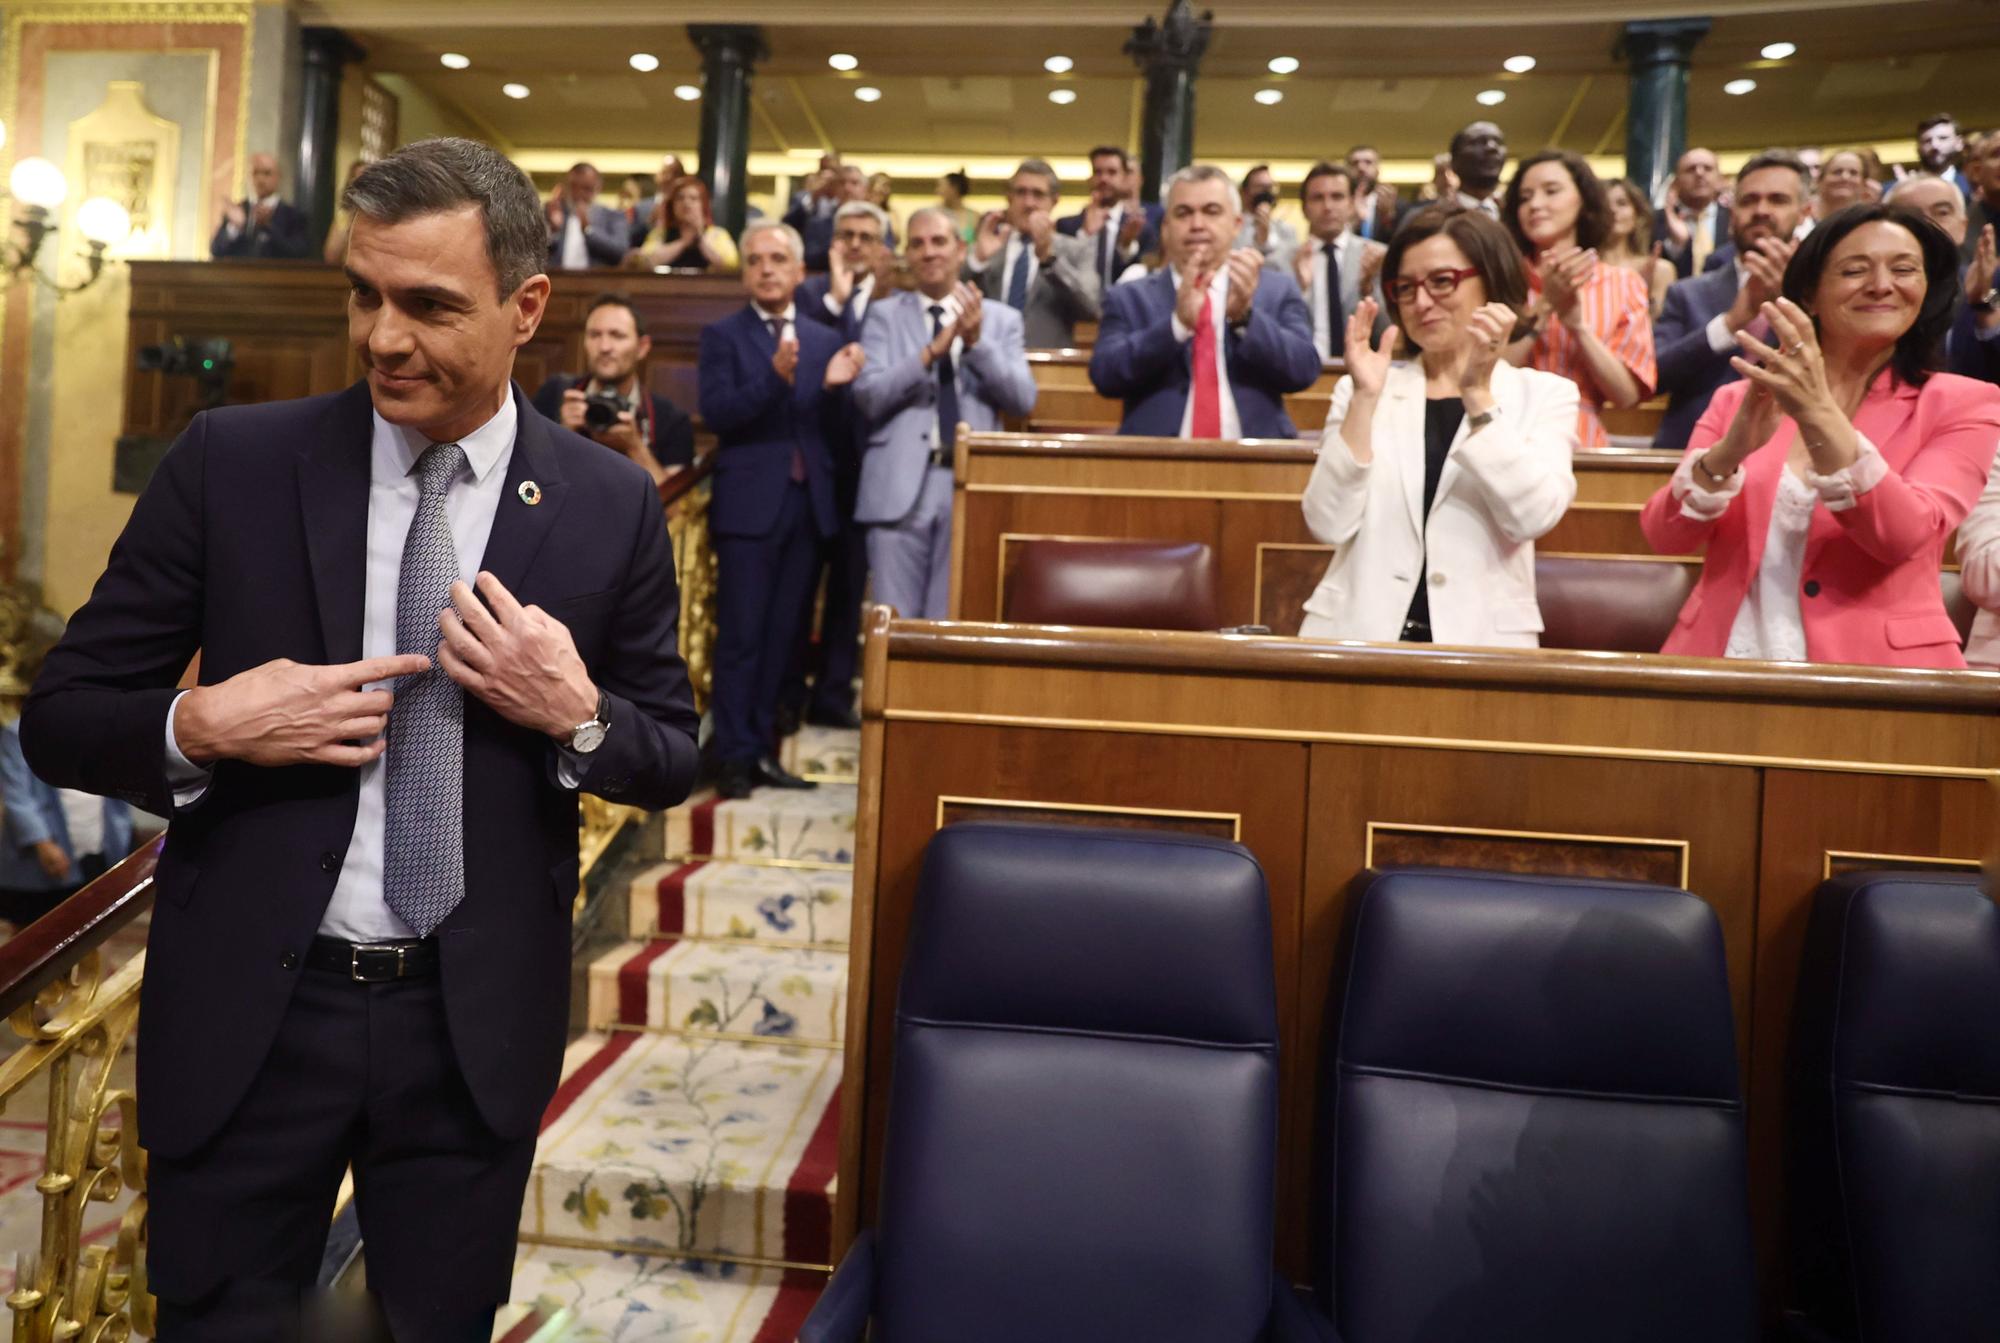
[931,304,960,451]
[1325,243,1346,358]
[1005,244,1031,310]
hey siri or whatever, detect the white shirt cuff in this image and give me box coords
[823,292,843,317]
[1808,435,1887,512]
[1705,312,1736,355]
[1171,313,1194,342]
[553,745,585,790]
[163,691,213,807]
[1671,451,1743,521]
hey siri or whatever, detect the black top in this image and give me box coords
[658,228,712,271]
[1401,396,1466,641]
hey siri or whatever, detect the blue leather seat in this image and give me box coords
[1316,867,1757,1343]
[801,821,1323,1343]
[1785,871,2000,1342]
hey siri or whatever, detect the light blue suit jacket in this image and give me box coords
[1,719,133,891]
[851,290,1037,525]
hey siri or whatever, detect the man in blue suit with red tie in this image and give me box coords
[699,222,865,798]
[1089,164,1321,439]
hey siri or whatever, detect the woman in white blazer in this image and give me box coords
[1300,205,1580,646]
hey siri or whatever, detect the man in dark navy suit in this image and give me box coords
[23,137,699,1341]
[1089,164,1320,440]
[699,222,865,797]
[209,152,312,259]
[1059,146,1160,290]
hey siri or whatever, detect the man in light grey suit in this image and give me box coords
[856,208,1037,619]
[545,161,628,269]
[1275,162,1389,361]
[966,158,1101,349]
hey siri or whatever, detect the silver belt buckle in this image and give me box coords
[349,942,406,983]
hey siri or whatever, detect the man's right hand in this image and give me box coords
[773,338,800,386]
[1724,236,1793,333]
[972,212,1009,263]
[1082,203,1108,236]
[221,200,247,231]
[32,840,72,883]
[828,251,856,305]
[173,654,433,769]
[558,387,590,433]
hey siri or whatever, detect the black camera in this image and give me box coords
[1249,188,1278,211]
[583,390,625,433]
[137,337,234,379]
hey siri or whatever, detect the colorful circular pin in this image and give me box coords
[518,480,542,506]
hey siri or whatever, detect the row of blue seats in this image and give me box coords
[801,823,1999,1343]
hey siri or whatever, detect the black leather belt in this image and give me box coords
[927,445,952,467]
[306,935,440,982]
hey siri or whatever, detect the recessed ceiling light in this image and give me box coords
[1503,55,1537,74]
[1724,78,1758,95]
[502,83,530,99]
[1044,56,1074,74]
[673,84,701,101]
[1268,56,1300,75]
[828,53,859,71]
[629,53,660,73]
[439,52,470,70]
[1254,88,1284,106]
[854,85,883,102]
[1475,88,1507,106]
[1760,42,1796,60]
[1049,88,1078,105]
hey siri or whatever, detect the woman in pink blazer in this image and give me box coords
[1642,203,2000,669]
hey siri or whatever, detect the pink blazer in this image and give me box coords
[1641,374,2000,669]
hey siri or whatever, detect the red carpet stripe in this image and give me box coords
[781,1082,843,1266]
[539,1031,640,1134]
[687,796,719,857]
[616,936,678,1027]
[494,1309,551,1343]
[655,860,706,936]
[750,1269,831,1343]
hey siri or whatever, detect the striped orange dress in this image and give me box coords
[1527,262,1657,449]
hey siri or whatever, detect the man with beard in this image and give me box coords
[1651,150,1810,448]
[531,292,694,485]
[1059,146,1159,290]
[1917,113,1974,205]
[1448,121,1508,217]
[1347,144,1403,243]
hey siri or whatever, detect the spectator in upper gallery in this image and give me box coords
[1814,151,1873,223]
[1603,177,1677,317]
[1642,202,2000,669]
[531,291,696,486]
[1652,151,1810,449]
[1299,204,1578,647]
[1088,163,1319,440]
[866,172,901,247]
[784,152,843,231]
[1916,113,1973,204]
[1284,162,1389,362]
[1418,153,1458,205]
[936,169,977,243]
[630,154,687,248]
[1059,146,1160,292]
[1966,131,2000,264]
[1234,164,1301,267]
[1503,149,1657,450]
[1448,122,1509,217]
[320,158,372,265]
[210,152,310,260]
[967,158,1101,348]
[1347,145,1404,243]
[545,161,628,269]
[629,174,739,273]
[1657,147,1729,278]
[802,164,871,272]
[1886,174,1999,386]
[852,207,1036,621]
[799,201,892,339]
[1796,146,1824,191]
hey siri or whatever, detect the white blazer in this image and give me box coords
[1298,359,1580,646]
[1958,456,2000,669]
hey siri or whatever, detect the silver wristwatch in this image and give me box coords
[568,690,610,754]
[1467,406,1500,433]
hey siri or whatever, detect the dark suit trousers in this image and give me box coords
[148,967,533,1343]
[712,481,822,763]
[782,521,868,720]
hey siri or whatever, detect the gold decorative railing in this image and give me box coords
[661,454,717,714]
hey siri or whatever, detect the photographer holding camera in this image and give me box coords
[1234,164,1300,268]
[531,292,694,487]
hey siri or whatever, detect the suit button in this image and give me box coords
[280,951,300,970]
[1429,572,1447,588]
[1803,580,1821,597]
[319,852,340,874]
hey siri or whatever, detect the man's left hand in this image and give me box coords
[1028,210,1056,261]
[1224,247,1261,325]
[438,572,597,740]
[954,282,984,348]
[596,410,645,459]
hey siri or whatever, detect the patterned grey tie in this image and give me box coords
[383,441,468,938]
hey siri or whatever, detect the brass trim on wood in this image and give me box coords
[965,483,1301,503]
[1820,849,1983,880]
[934,793,1244,842]
[1365,820,1692,889]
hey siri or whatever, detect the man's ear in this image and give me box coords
[512,273,553,347]
[636,334,653,363]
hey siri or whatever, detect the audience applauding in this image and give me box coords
[1235,164,1300,267]
[1602,177,1677,317]
[1815,151,1872,222]
[210,152,310,260]
[1887,175,2000,384]
[1288,162,1388,362]
[1449,122,1509,217]
[1658,148,1729,278]
[1641,204,2000,668]
[1348,145,1403,243]
[1060,146,1160,292]
[629,175,739,273]
[546,161,629,270]
[968,159,1101,348]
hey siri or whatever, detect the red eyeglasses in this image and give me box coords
[1386,266,1481,305]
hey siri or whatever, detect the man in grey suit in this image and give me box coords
[855,208,1037,619]
[966,158,1101,349]
[545,162,628,269]
[1276,162,1389,361]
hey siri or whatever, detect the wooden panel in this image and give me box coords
[938,795,1239,839]
[1022,353,1344,433]
[1365,821,1688,886]
[1256,542,1334,634]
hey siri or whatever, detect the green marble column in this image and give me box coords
[687,25,769,238]
[1125,0,1212,205]
[1621,19,1710,203]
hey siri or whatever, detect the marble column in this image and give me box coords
[1125,0,1212,205]
[1620,19,1710,204]
[687,25,769,238]
[297,27,365,247]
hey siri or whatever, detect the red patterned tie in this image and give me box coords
[1190,291,1221,439]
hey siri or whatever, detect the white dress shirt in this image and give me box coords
[755,301,799,345]
[1306,233,1348,361]
[560,210,590,269]
[1169,266,1243,440]
[1705,258,1755,355]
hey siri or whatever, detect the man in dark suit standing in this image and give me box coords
[209,151,311,259]
[1089,164,1320,439]
[1652,151,1808,448]
[699,222,865,797]
[1059,147,1160,291]
[531,291,695,482]
[966,159,1101,347]
[1657,147,1731,279]
[23,137,700,1340]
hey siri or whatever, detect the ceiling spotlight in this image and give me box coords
[828,53,859,71]
[673,84,701,101]
[629,53,660,73]
[1503,55,1537,74]
[1049,88,1078,105]
[1760,42,1797,60]
[439,52,471,70]
[854,85,883,102]
[1254,88,1284,106]
[1044,55,1074,74]
[502,83,530,100]
[1268,56,1300,75]
[1724,78,1758,95]
[1475,88,1507,106]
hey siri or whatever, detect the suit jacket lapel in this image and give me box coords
[297,383,378,664]
[478,385,569,596]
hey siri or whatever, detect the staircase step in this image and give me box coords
[779,724,860,783]
[586,939,849,1042]
[502,1242,825,1341]
[664,784,858,866]
[528,1032,841,1267]
[625,861,852,949]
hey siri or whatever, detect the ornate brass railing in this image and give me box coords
[661,453,717,714]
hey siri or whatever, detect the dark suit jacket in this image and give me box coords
[1652,262,1742,449]
[697,306,845,539]
[1947,293,2000,387]
[209,199,311,260]
[1057,203,1162,278]
[19,383,700,1160]
[1657,202,1733,278]
[795,274,870,343]
[530,374,695,468]
[1088,268,1321,438]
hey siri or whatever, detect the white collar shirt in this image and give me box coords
[560,208,590,269]
[1169,266,1242,440]
[1455,190,1501,218]
[823,272,875,324]
[754,301,798,346]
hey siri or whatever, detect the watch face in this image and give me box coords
[572,720,608,754]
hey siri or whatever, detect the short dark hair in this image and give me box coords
[1012,158,1060,196]
[1502,148,1612,253]
[1783,202,1959,389]
[942,169,971,196]
[1300,161,1356,199]
[585,291,646,338]
[342,137,547,301]
[1737,149,1810,191]
[1381,204,1531,352]
[568,161,598,178]
[1450,121,1500,155]
[1347,144,1378,158]
[1089,146,1131,171]
[1917,112,1959,137]
[1243,163,1272,186]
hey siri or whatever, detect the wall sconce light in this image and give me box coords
[4,156,129,295]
